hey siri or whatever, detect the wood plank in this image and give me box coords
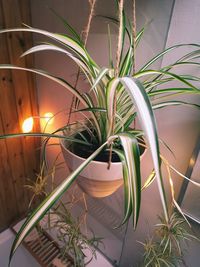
[0,114,18,231]
[1,0,40,202]
[19,0,41,154]
[0,0,40,230]
[1,0,40,181]
[0,0,28,216]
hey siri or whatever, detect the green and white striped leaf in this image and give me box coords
[0,65,88,106]
[149,87,199,98]
[142,170,156,190]
[119,77,169,222]
[134,70,199,91]
[117,133,141,228]
[112,148,132,225]
[119,46,133,76]
[106,77,169,224]
[49,8,82,44]
[90,67,109,90]
[0,64,101,141]
[139,43,200,71]
[112,133,141,228]
[21,44,89,73]
[152,100,200,110]
[106,78,120,137]
[0,132,90,146]
[0,27,90,62]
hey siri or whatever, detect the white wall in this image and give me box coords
[159,1,200,266]
[30,0,200,266]
[121,0,200,266]
[159,0,200,194]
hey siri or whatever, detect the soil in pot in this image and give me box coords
[68,130,145,163]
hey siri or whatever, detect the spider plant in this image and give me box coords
[140,212,198,267]
[25,161,102,267]
[0,1,200,265]
[46,201,103,267]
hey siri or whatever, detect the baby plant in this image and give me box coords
[25,159,101,266]
[141,212,198,267]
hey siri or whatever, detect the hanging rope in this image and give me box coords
[132,0,136,130]
[83,0,96,45]
[67,0,97,125]
[132,0,136,74]
[115,0,124,77]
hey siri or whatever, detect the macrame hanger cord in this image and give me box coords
[132,0,136,74]
[132,0,136,130]
[67,0,97,125]
[115,0,124,77]
[112,0,124,133]
[83,0,96,44]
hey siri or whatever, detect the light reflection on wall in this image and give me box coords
[22,112,54,133]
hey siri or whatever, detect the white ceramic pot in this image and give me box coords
[60,139,123,198]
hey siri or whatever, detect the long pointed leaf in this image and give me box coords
[49,8,82,44]
[134,70,199,91]
[112,132,141,228]
[152,100,200,110]
[117,133,141,228]
[0,132,90,146]
[21,44,89,73]
[90,67,109,90]
[149,87,199,97]
[120,77,169,222]
[113,148,132,225]
[0,27,89,61]
[142,170,156,190]
[140,43,200,71]
[0,64,101,141]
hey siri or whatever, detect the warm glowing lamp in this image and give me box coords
[44,112,54,125]
[22,117,34,133]
[22,113,54,133]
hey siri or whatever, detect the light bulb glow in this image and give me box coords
[44,112,54,125]
[22,117,34,133]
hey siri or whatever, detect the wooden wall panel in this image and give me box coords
[0,0,40,231]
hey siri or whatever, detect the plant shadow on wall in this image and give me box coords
[0,0,200,266]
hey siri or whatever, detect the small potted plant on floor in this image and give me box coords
[25,166,102,267]
[0,0,200,265]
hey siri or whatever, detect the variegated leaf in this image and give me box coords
[120,77,169,222]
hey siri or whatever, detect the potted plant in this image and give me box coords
[0,0,200,265]
[60,122,145,198]
[25,165,102,267]
[140,212,198,267]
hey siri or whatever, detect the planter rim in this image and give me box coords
[60,138,122,166]
[60,135,146,184]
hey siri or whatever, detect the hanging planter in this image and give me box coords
[61,139,123,197]
[60,130,146,198]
